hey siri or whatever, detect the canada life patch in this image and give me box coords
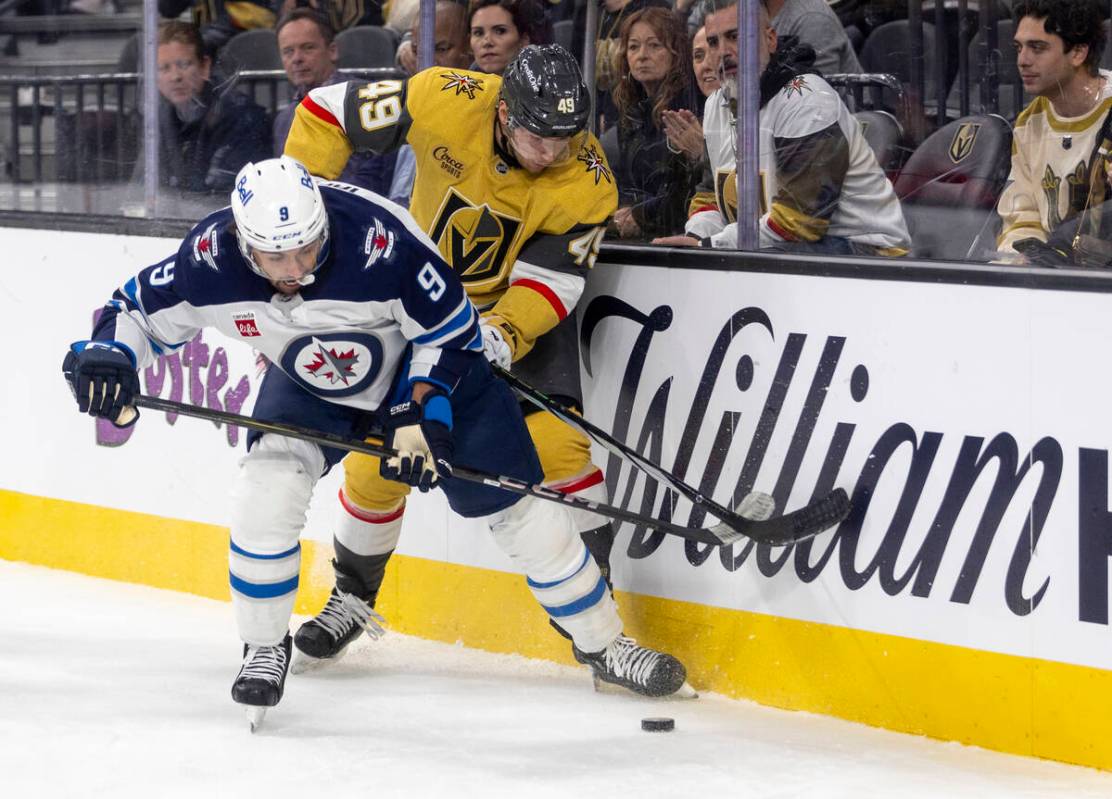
[233,312,261,337]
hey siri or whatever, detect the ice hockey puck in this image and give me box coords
[641,717,675,732]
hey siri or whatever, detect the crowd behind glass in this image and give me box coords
[5,0,1112,267]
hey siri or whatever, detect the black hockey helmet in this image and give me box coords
[499,44,589,138]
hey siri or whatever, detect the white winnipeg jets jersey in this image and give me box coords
[91,182,482,412]
[688,75,909,252]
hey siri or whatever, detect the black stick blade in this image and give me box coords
[711,488,851,547]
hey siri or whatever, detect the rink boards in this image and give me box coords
[4,226,1112,770]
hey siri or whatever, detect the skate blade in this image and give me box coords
[289,642,352,675]
[245,705,268,733]
[289,649,326,675]
[591,674,699,700]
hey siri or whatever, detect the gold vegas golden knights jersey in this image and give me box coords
[284,68,617,378]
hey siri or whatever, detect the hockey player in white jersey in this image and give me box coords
[653,0,909,255]
[61,156,687,728]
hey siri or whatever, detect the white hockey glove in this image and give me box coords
[479,321,513,370]
[380,391,454,492]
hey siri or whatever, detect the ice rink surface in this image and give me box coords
[3,560,1112,799]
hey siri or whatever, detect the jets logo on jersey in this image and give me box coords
[440,71,483,100]
[949,122,981,164]
[280,332,385,398]
[192,223,220,270]
[364,218,396,268]
[305,343,359,385]
[577,144,612,186]
[233,312,261,337]
[428,188,522,284]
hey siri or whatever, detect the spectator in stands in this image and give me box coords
[763,0,862,76]
[395,0,471,75]
[996,0,1112,265]
[384,0,420,36]
[275,0,386,31]
[652,0,909,255]
[571,0,671,129]
[387,1,472,207]
[660,24,719,163]
[272,8,398,198]
[468,0,547,75]
[691,24,720,98]
[147,20,271,193]
[158,0,275,54]
[610,7,701,239]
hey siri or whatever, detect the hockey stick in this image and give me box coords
[129,394,848,546]
[493,365,851,544]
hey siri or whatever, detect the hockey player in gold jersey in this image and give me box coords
[284,45,683,695]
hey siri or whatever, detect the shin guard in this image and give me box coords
[489,495,622,653]
[229,435,321,646]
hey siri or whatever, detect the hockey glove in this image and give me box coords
[479,321,513,370]
[62,341,140,428]
[379,390,454,492]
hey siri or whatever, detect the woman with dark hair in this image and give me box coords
[468,0,548,74]
[610,7,700,239]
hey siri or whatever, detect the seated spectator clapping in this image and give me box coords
[660,24,719,163]
[610,7,701,239]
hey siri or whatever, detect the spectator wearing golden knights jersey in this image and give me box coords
[996,0,1112,264]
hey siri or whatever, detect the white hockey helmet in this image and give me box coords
[231,155,330,278]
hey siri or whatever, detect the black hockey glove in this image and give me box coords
[62,341,140,428]
[379,389,454,492]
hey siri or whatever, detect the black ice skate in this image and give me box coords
[573,635,689,698]
[291,589,385,673]
[232,633,292,732]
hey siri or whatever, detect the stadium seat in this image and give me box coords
[599,124,619,171]
[552,20,574,53]
[860,21,941,114]
[215,28,281,76]
[854,109,905,177]
[117,33,138,73]
[336,25,399,70]
[946,19,1025,122]
[892,114,1012,260]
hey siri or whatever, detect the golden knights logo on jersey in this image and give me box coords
[429,188,522,283]
[714,168,769,222]
[577,144,612,186]
[440,71,484,99]
[949,122,981,164]
[1041,160,1091,230]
